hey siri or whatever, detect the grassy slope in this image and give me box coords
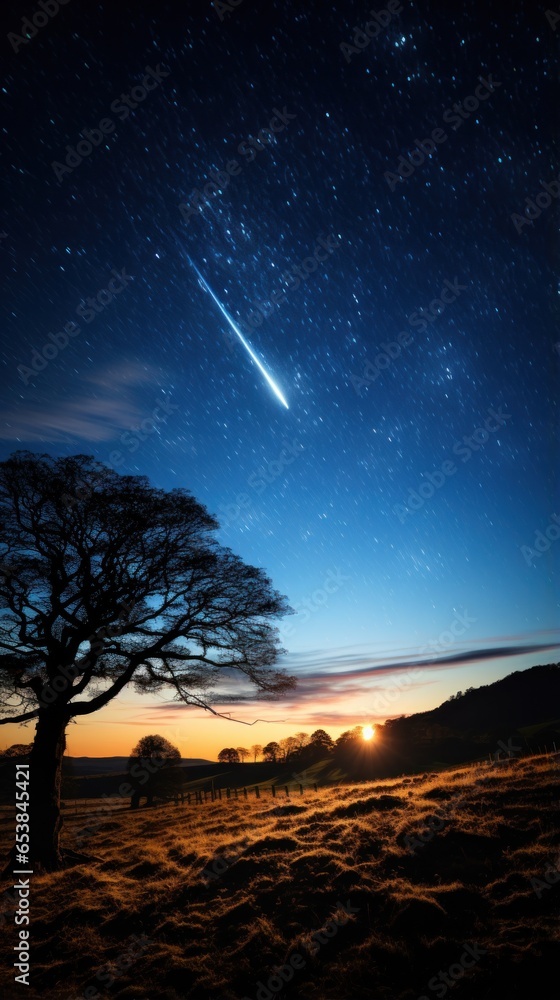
[1,755,559,1000]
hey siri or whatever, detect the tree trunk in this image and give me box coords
[29,709,68,870]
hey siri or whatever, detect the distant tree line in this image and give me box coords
[217,727,369,766]
[446,688,475,702]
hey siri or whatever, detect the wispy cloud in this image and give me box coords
[125,634,560,727]
[280,637,560,683]
[0,362,164,443]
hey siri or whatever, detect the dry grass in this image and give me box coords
[1,755,559,999]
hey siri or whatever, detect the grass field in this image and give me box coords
[1,754,559,999]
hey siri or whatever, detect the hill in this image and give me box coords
[401,661,560,736]
[2,663,558,798]
[345,662,560,777]
[0,753,558,998]
[64,756,213,775]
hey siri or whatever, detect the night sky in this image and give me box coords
[1,0,558,753]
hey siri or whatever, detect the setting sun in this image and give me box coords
[362,725,375,741]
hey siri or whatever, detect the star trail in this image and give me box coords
[187,254,290,409]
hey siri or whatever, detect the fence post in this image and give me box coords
[285,785,289,797]
[243,787,248,799]
[226,788,231,799]
[299,784,303,795]
[271,785,276,797]
[314,783,318,792]
[187,792,191,805]
[234,788,238,799]
[218,787,222,800]
[255,786,260,798]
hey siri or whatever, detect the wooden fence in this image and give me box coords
[61,747,559,814]
[182,782,319,806]
[61,782,324,815]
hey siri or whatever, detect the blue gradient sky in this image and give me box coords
[1,0,558,756]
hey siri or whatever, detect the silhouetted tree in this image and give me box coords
[218,748,240,763]
[262,741,281,763]
[309,729,334,754]
[334,726,363,754]
[0,452,294,869]
[128,734,181,769]
[127,734,181,808]
[236,747,249,762]
[250,743,263,762]
[279,735,299,761]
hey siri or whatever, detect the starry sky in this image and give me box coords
[1,0,558,759]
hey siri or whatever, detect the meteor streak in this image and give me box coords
[188,256,289,409]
